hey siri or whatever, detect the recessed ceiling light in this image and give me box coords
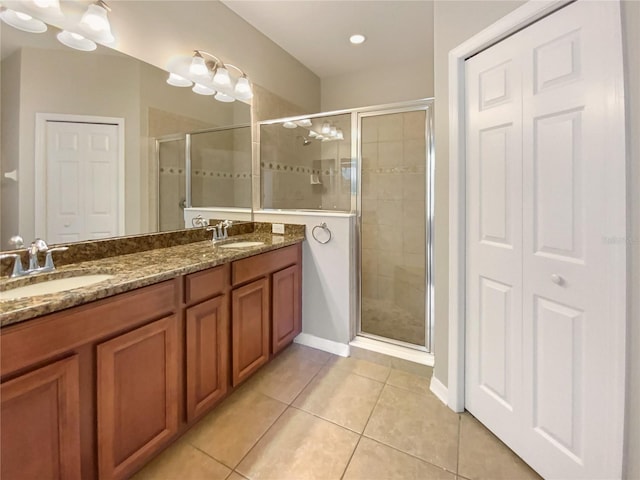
[349,34,366,45]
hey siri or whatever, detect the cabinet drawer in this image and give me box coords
[1,280,177,377]
[185,265,227,305]
[232,244,300,286]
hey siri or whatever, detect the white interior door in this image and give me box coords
[46,121,120,243]
[465,1,626,478]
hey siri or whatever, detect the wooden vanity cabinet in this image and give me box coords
[184,265,230,422]
[230,243,302,386]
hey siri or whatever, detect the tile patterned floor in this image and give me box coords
[133,344,542,480]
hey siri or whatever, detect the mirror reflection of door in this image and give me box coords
[44,120,122,244]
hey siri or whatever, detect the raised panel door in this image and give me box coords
[0,355,81,480]
[272,265,301,354]
[186,294,229,421]
[97,316,179,480]
[231,278,269,386]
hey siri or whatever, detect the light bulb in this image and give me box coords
[167,73,193,87]
[213,66,230,86]
[214,91,235,103]
[321,123,331,134]
[192,84,215,95]
[330,126,337,137]
[81,3,110,32]
[189,53,208,76]
[349,34,366,44]
[234,76,252,99]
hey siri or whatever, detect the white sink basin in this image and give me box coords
[219,241,265,249]
[0,274,114,300]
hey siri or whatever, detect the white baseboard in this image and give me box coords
[430,375,449,405]
[294,333,350,357]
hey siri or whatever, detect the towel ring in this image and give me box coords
[312,222,332,244]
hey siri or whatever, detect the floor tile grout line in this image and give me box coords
[339,433,363,480]
[287,404,367,436]
[360,372,389,436]
[359,432,459,477]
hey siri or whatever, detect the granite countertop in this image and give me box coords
[0,230,304,328]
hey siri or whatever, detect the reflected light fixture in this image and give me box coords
[0,8,47,33]
[167,73,193,87]
[166,49,253,103]
[57,30,97,51]
[282,121,297,129]
[321,123,331,134]
[32,0,63,19]
[349,34,366,45]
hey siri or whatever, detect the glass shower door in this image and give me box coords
[157,136,186,232]
[358,108,431,349]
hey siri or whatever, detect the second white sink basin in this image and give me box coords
[219,241,265,249]
[0,274,114,300]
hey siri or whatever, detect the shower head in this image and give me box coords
[302,136,311,146]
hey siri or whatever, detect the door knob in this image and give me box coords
[551,274,565,286]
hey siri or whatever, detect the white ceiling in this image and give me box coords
[221,0,434,79]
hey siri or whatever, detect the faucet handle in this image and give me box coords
[206,226,219,241]
[0,253,25,278]
[44,246,69,270]
[9,235,24,249]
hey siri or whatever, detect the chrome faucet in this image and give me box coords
[0,236,68,278]
[207,220,233,244]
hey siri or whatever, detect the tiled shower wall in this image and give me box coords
[260,114,352,211]
[360,110,427,346]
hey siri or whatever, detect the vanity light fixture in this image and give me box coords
[167,73,193,87]
[57,30,97,51]
[296,118,312,128]
[166,49,253,103]
[282,121,298,129]
[321,123,331,134]
[189,51,209,76]
[214,91,235,103]
[1,1,116,49]
[192,83,216,96]
[0,7,47,33]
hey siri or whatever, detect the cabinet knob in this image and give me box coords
[551,274,565,286]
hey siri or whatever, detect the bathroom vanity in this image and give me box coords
[0,226,303,480]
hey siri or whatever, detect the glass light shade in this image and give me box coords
[234,76,253,99]
[321,123,331,134]
[167,73,193,87]
[213,67,231,86]
[215,91,235,103]
[192,83,215,95]
[336,129,344,140]
[296,119,312,128]
[330,126,337,137]
[189,54,208,76]
[34,0,56,7]
[81,3,110,32]
[308,131,318,138]
[57,30,97,51]
[0,8,47,33]
[282,121,297,129]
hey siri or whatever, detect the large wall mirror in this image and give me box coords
[0,25,252,249]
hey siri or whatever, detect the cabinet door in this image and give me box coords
[97,316,179,480]
[272,264,301,354]
[231,278,269,386]
[186,295,229,421]
[1,355,81,480]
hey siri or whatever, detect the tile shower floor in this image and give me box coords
[134,344,541,480]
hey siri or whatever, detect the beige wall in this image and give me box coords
[622,1,640,477]
[321,57,434,112]
[431,0,525,386]
[106,1,321,114]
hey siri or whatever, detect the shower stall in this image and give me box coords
[155,124,252,232]
[259,100,434,352]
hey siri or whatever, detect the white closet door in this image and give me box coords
[520,2,626,478]
[465,35,524,451]
[46,121,120,243]
[465,1,626,478]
